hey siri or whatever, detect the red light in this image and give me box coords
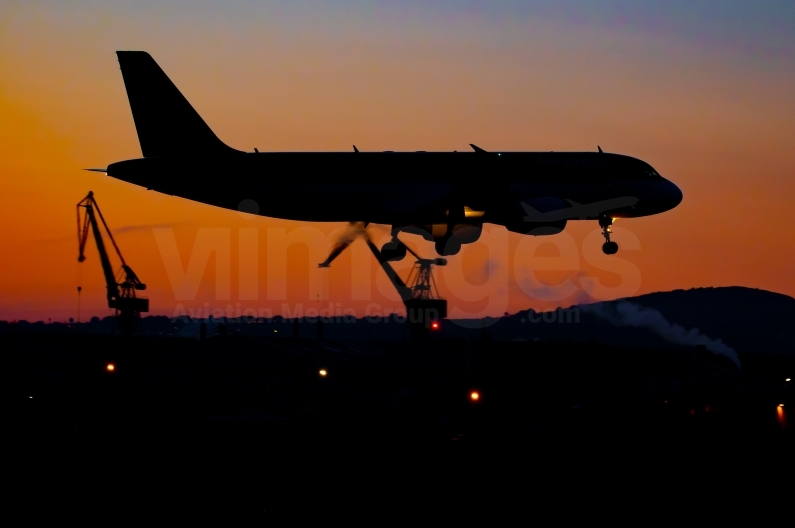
[430,321,440,330]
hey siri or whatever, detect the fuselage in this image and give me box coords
[108,150,683,230]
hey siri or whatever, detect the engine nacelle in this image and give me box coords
[401,223,482,244]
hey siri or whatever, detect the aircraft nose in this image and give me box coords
[665,180,683,210]
[650,179,682,214]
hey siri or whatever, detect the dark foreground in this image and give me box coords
[4,332,792,520]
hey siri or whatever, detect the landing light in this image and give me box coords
[463,206,486,218]
[106,363,115,372]
[786,378,791,382]
[319,369,327,377]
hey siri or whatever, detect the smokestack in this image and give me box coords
[318,241,351,268]
[318,223,366,268]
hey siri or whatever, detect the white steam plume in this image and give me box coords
[583,301,740,367]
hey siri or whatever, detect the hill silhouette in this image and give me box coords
[452,286,795,357]
[617,287,795,354]
[2,286,793,357]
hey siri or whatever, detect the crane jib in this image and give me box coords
[76,191,148,335]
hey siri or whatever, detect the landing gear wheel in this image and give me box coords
[380,239,407,261]
[598,216,618,254]
[435,236,461,256]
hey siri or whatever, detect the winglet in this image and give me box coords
[598,145,603,153]
[470,143,487,153]
[84,168,108,173]
[353,145,359,153]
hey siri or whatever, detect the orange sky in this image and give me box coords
[2,2,794,322]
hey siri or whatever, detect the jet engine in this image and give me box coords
[399,223,483,256]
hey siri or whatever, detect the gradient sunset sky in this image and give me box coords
[1,1,794,322]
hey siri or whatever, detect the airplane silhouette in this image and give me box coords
[521,196,640,222]
[96,51,682,256]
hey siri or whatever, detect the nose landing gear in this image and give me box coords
[599,216,618,255]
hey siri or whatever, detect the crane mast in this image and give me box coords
[364,238,447,339]
[318,225,446,339]
[77,191,148,334]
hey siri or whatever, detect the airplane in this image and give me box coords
[97,51,683,258]
[521,196,640,223]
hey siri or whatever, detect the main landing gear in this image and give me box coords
[383,235,461,259]
[599,216,618,255]
[434,235,461,257]
[381,230,463,259]
[380,238,408,261]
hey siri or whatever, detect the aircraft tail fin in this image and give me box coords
[116,51,239,157]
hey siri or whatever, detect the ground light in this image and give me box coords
[777,404,787,428]
[470,391,480,402]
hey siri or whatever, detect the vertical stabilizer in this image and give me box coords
[116,51,239,157]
